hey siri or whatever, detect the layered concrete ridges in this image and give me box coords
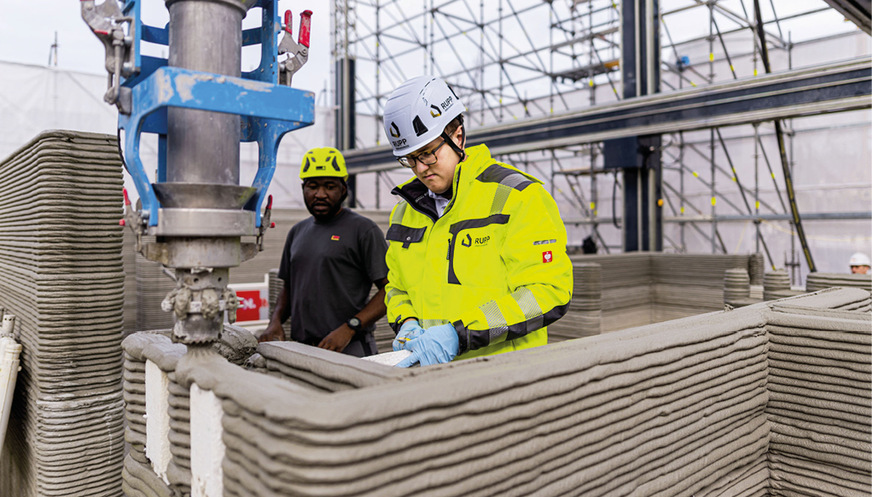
[121,327,260,497]
[119,288,869,495]
[227,290,864,495]
[121,331,186,497]
[550,262,602,341]
[0,130,125,497]
[776,286,871,312]
[765,303,872,496]
[205,307,773,496]
[256,340,406,392]
[806,272,872,293]
[563,252,759,335]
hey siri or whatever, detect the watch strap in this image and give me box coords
[346,317,364,332]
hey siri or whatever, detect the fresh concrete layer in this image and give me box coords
[778,287,871,311]
[119,288,862,497]
[0,131,125,497]
[806,272,872,293]
[766,303,872,496]
[255,340,407,392]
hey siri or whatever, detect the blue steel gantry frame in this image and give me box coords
[113,0,314,228]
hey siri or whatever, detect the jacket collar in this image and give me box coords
[391,144,494,222]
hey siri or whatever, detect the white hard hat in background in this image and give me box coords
[383,76,465,156]
[849,252,871,266]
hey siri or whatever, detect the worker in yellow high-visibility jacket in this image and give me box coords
[382,76,573,367]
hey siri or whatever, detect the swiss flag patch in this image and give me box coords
[542,251,553,263]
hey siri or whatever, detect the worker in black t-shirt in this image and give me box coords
[259,147,389,357]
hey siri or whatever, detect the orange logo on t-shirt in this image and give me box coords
[331,235,340,241]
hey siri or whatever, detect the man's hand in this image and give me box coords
[395,323,459,368]
[393,319,424,351]
[318,324,355,352]
[258,321,285,343]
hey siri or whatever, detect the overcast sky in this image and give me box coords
[0,1,332,99]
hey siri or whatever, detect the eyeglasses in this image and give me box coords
[397,138,447,168]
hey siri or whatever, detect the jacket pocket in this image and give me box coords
[386,224,427,248]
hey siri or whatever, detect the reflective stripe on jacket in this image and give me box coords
[385,144,573,360]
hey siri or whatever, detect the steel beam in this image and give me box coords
[822,0,871,34]
[562,211,872,224]
[344,57,872,173]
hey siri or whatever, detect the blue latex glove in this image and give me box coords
[396,323,459,368]
[393,319,424,351]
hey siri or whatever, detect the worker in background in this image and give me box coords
[849,252,870,274]
[582,235,598,254]
[259,147,389,357]
[381,75,573,368]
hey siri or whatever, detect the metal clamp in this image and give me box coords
[255,194,275,252]
[278,9,312,86]
[80,0,134,108]
[120,188,147,253]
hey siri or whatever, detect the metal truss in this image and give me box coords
[333,0,871,279]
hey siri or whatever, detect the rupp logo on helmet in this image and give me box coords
[383,76,466,164]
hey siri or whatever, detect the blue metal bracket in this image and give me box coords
[116,0,312,228]
[119,66,314,226]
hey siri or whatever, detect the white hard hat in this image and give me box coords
[849,252,871,266]
[383,76,465,156]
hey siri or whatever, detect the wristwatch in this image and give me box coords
[346,317,364,332]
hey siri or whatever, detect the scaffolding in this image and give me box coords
[333,0,871,281]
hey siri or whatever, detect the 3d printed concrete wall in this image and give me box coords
[0,131,125,496]
[123,288,870,497]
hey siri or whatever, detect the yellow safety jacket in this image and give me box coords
[385,144,573,360]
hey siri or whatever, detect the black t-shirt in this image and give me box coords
[278,209,388,356]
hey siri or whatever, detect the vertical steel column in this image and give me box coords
[754,123,761,255]
[166,0,244,184]
[710,128,717,254]
[335,57,356,203]
[336,0,357,205]
[619,0,661,252]
[679,131,686,251]
[707,3,716,254]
